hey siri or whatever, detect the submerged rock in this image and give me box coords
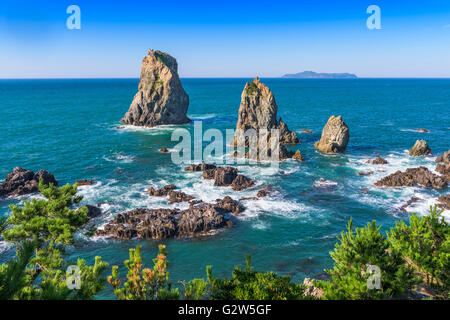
[409,139,432,156]
[0,167,58,198]
[231,77,299,161]
[121,49,190,127]
[314,115,349,153]
[400,196,422,212]
[367,156,388,165]
[76,179,95,186]
[374,166,447,189]
[85,205,102,218]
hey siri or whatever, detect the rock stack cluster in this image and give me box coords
[0,167,57,198]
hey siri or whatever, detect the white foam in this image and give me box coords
[188,114,216,120]
[116,124,181,135]
[346,151,449,220]
[103,153,135,163]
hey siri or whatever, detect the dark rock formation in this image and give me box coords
[85,205,102,218]
[148,185,194,204]
[0,167,58,198]
[95,197,244,240]
[185,164,255,191]
[314,115,349,153]
[121,50,190,127]
[76,179,95,186]
[367,156,388,165]
[435,150,450,182]
[374,167,447,189]
[205,166,254,191]
[409,140,432,156]
[184,163,217,172]
[232,77,299,150]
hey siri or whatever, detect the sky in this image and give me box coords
[1,0,450,78]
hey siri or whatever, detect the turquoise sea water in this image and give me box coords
[0,78,449,298]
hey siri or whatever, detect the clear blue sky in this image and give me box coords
[1,0,449,78]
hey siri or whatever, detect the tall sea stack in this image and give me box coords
[314,115,349,153]
[121,50,190,127]
[232,77,299,146]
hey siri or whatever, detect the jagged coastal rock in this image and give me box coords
[121,50,190,127]
[0,167,57,198]
[232,77,299,146]
[95,195,246,240]
[437,195,450,210]
[374,166,447,189]
[409,140,432,156]
[435,150,450,182]
[314,115,349,153]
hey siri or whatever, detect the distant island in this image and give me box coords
[281,71,357,79]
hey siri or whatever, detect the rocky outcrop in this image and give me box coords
[367,156,388,165]
[148,184,195,204]
[435,150,450,182]
[374,167,447,189]
[232,77,299,149]
[314,115,349,153]
[76,179,95,186]
[437,195,450,210]
[185,164,255,191]
[292,150,304,161]
[303,278,324,299]
[121,50,190,127]
[85,205,102,218]
[409,140,432,156]
[95,196,243,240]
[0,167,58,198]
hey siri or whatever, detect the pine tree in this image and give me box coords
[0,180,107,300]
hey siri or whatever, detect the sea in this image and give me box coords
[0,78,449,298]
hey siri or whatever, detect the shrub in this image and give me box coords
[318,219,418,299]
[388,205,449,298]
[108,245,179,300]
[210,255,307,300]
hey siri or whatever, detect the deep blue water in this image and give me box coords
[0,78,449,298]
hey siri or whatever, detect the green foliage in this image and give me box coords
[388,205,449,298]
[0,241,35,299]
[0,181,107,300]
[318,219,418,299]
[108,245,179,300]
[245,81,259,96]
[209,256,306,300]
[3,180,88,247]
